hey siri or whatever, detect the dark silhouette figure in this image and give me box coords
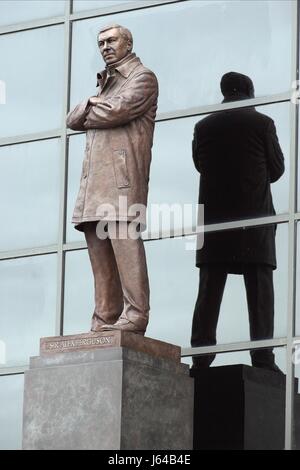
[191,72,285,372]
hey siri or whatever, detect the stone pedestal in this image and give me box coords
[22,331,194,450]
[191,364,300,450]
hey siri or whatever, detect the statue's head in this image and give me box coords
[97,24,133,65]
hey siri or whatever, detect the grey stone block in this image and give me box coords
[23,347,193,450]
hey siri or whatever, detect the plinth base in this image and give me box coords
[22,333,193,450]
[191,364,300,450]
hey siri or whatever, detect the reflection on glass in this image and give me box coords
[150,103,289,234]
[70,1,292,113]
[0,140,61,252]
[66,134,86,243]
[191,100,288,228]
[66,102,289,242]
[0,26,64,138]
[262,103,290,215]
[73,0,133,12]
[0,255,57,367]
[64,249,94,335]
[211,346,286,370]
[145,224,287,348]
[0,0,65,26]
[147,116,201,235]
[0,375,24,450]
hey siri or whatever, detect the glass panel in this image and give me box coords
[189,348,286,449]
[64,224,288,346]
[0,25,64,138]
[0,139,61,252]
[208,346,286,370]
[0,0,65,26]
[66,102,289,242]
[0,375,24,450]
[185,346,286,372]
[70,0,292,113]
[73,0,133,12]
[0,254,57,367]
[262,103,290,215]
[66,134,86,243]
[146,225,288,348]
[148,103,289,234]
[64,249,94,334]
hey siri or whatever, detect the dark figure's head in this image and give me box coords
[220,72,255,102]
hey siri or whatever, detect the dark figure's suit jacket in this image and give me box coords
[193,106,285,273]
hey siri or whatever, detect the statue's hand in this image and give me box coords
[89,96,99,106]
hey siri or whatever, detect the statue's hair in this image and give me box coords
[98,24,133,51]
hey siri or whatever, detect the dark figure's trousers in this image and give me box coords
[191,264,275,367]
[83,221,150,331]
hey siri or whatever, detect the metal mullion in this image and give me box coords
[70,0,185,21]
[63,240,87,252]
[142,214,289,242]
[182,337,287,359]
[0,246,58,261]
[0,130,62,147]
[0,366,28,376]
[66,93,290,137]
[0,215,288,261]
[55,0,72,338]
[285,0,299,451]
[157,92,291,123]
[0,337,287,376]
[0,16,65,36]
[59,214,289,255]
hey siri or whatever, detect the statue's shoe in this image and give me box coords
[100,317,146,336]
[90,312,109,332]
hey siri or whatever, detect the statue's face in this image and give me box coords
[98,28,131,65]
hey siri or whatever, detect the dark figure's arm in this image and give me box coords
[192,123,202,174]
[265,119,285,183]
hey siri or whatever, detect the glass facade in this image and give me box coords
[70,1,292,112]
[0,0,299,450]
[0,26,65,138]
[0,1,65,26]
[0,139,61,251]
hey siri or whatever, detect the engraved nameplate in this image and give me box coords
[40,330,181,362]
[40,332,117,355]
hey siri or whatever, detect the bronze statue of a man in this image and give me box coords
[66,24,158,335]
